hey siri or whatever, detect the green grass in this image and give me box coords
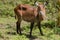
[0,0,60,40]
[0,17,60,40]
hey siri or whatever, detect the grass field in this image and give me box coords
[0,17,60,40]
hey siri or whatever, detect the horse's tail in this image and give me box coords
[15,15,17,19]
[14,7,18,19]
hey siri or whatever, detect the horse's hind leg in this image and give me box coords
[16,18,22,35]
[30,21,34,37]
[37,21,44,35]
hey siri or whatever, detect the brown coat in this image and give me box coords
[14,4,46,22]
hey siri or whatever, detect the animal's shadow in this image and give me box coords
[21,33,38,40]
[7,32,16,35]
[7,32,37,40]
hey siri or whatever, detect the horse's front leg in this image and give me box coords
[16,19,22,35]
[37,21,44,36]
[30,21,34,37]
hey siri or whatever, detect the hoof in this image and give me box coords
[17,32,22,35]
[19,32,22,35]
[41,34,44,36]
[29,35,32,38]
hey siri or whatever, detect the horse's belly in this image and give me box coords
[22,14,35,22]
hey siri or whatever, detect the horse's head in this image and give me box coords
[35,2,47,20]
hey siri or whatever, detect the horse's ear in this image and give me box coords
[44,1,49,6]
[34,0,39,6]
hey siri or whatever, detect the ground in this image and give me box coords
[0,17,60,40]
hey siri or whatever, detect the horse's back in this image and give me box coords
[14,4,45,22]
[14,4,38,22]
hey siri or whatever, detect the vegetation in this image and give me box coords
[0,17,60,40]
[0,0,60,40]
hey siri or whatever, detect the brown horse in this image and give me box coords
[14,2,46,37]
